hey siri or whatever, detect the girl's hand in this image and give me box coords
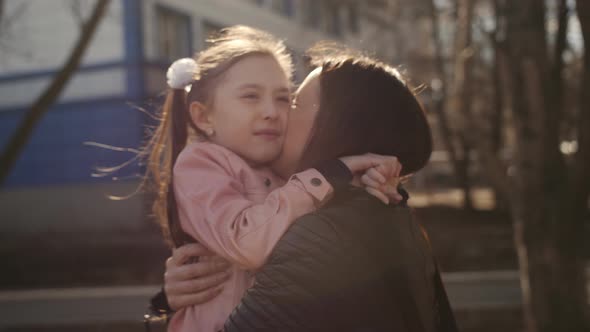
[361,163,403,205]
[339,153,403,205]
[164,243,232,311]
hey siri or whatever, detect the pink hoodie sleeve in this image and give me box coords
[173,144,333,270]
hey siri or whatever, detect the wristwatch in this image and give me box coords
[144,288,173,332]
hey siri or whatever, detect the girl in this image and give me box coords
[147,26,401,332]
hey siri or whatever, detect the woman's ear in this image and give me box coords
[189,101,214,136]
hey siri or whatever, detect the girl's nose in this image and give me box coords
[261,99,279,120]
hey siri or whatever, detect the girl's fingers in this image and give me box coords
[382,157,402,179]
[374,163,390,180]
[361,173,382,189]
[367,167,386,184]
[366,187,390,205]
[363,169,403,205]
[394,161,403,178]
[387,176,401,189]
[384,185,404,202]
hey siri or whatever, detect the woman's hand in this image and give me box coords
[164,243,232,311]
[339,153,403,204]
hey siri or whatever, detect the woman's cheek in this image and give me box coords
[287,114,304,147]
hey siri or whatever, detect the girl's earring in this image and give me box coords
[207,129,214,136]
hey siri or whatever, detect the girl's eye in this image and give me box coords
[242,93,259,100]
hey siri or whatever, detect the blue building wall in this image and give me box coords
[0,0,147,189]
[0,98,146,188]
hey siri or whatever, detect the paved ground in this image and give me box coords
[0,270,526,328]
[3,268,588,331]
[1,191,586,331]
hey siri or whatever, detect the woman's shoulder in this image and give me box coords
[268,193,419,265]
[271,212,344,258]
[297,191,415,243]
[265,212,343,266]
[277,191,387,240]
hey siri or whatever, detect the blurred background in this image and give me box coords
[0,0,588,331]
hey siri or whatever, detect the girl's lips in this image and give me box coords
[254,129,281,140]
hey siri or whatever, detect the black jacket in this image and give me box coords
[224,188,458,332]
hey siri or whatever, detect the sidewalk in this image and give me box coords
[0,285,160,327]
[0,270,526,328]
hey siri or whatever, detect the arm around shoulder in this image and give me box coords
[173,143,334,270]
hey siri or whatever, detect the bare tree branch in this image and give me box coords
[0,0,111,185]
[0,2,28,41]
[66,0,85,28]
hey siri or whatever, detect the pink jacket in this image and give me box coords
[168,142,333,332]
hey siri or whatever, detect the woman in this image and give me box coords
[158,46,458,331]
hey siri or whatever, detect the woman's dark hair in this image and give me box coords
[297,44,433,176]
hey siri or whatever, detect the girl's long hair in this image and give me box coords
[146,26,293,247]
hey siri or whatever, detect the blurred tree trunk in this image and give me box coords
[451,0,475,211]
[573,2,590,325]
[490,0,509,211]
[432,0,590,330]
[501,0,590,331]
[0,0,110,186]
[576,0,590,214]
[427,0,475,210]
[456,142,473,210]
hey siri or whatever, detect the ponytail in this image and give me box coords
[169,90,189,166]
[148,88,195,247]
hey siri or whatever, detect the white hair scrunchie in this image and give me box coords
[166,58,198,91]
